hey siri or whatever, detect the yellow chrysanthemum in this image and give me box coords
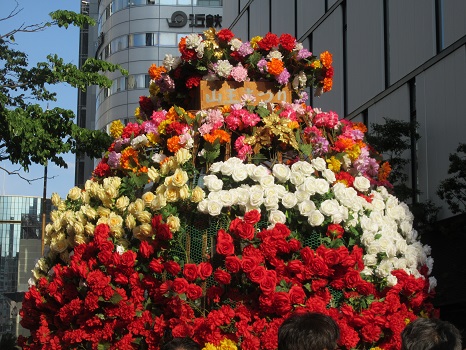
[219,339,237,350]
[201,343,218,350]
[158,119,171,134]
[370,347,384,350]
[346,144,361,161]
[109,120,124,138]
[310,60,321,69]
[326,156,341,172]
[146,132,159,145]
[288,120,299,129]
[134,107,142,120]
[250,35,262,49]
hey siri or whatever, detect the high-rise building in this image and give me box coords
[75,0,224,186]
[0,196,51,337]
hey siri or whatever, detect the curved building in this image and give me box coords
[75,0,223,186]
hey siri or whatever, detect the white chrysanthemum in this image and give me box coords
[163,54,181,72]
[185,33,203,49]
[267,49,283,60]
[229,38,242,50]
[215,60,233,78]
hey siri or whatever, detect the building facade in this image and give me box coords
[224,0,466,221]
[75,0,224,186]
[0,196,50,337]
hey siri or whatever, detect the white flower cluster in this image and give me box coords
[196,157,435,289]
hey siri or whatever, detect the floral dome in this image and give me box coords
[19,30,436,350]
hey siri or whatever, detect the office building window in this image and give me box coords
[159,32,177,46]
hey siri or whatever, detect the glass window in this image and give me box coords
[118,77,126,92]
[160,0,177,4]
[159,32,177,46]
[130,33,146,47]
[178,0,192,4]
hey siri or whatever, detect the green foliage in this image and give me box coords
[0,7,126,171]
[437,143,466,214]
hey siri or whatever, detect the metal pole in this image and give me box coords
[41,164,47,256]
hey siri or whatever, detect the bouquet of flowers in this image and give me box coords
[19,31,436,350]
[144,28,333,110]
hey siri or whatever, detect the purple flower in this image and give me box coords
[238,42,254,57]
[107,151,121,168]
[230,63,249,82]
[276,68,291,85]
[257,59,267,73]
[311,137,329,157]
[297,48,312,60]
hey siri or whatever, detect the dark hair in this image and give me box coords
[401,318,462,350]
[161,337,201,350]
[278,312,340,350]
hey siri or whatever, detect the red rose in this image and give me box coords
[344,269,363,289]
[288,285,306,305]
[94,224,110,244]
[233,220,255,240]
[158,281,172,295]
[308,254,331,276]
[197,262,213,280]
[279,33,296,51]
[311,278,329,291]
[217,28,235,42]
[138,240,154,259]
[183,263,198,282]
[186,284,203,300]
[225,256,242,273]
[287,260,304,275]
[259,270,277,295]
[206,286,224,302]
[300,246,314,266]
[216,229,235,256]
[120,250,137,268]
[326,223,345,239]
[241,256,258,273]
[172,278,189,294]
[139,95,154,115]
[248,265,266,284]
[274,237,290,254]
[149,258,164,273]
[357,280,376,296]
[272,292,292,315]
[214,268,231,285]
[272,223,291,238]
[244,210,261,224]
[164,261,181,276]
[317,246,341,266]
[155,223,173,240]
[97,241,114,265]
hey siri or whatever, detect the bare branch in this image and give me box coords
[0,166,58,184]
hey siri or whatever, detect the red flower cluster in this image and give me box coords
[20,208,435,349]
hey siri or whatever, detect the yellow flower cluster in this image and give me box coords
[202,339,237,350]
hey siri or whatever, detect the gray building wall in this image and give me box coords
[225,0,466,221]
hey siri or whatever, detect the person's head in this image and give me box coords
[278,312,340,350]
[401,318,462,350]
[161,337,201,350]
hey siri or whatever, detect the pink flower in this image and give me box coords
[231,63,249,82]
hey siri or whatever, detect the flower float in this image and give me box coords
[19,30,435,350]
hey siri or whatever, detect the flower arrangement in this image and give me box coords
[144,28,333,110]
[19,32,436,350]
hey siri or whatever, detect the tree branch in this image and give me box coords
[0,166,58,184]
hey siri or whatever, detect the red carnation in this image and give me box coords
[185,75,202,89]
[279,33,296,51]
[93,161,111,178]
[217,28,235,42]
[257,32,279,51]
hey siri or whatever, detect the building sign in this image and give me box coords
[167,11,222,28]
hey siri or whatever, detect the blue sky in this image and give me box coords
[1,0,82,198]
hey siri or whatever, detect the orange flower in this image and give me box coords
[121,148,140,172]
[320,51,333,69]
[378,161,392,182]
[167,136,182,153]
[203,129,231,144]
[353,122,368,133]
[148,64,167,80]
[323,77,333,92]
[267,58,284,76]
[222,105,231,114]
[166,107,180,121]
[334,137,355,152]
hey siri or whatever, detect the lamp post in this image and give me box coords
[41,164,47,256]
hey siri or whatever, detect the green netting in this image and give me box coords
[301,229,323,250]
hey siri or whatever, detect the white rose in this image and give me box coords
[386,274,398,287]
[300,177,317,195]
[319,199,340,216]
[250,165,270,182]
[220,161,234,176]
[314,178,330,195]
[209,161,223,173]
[203,175,223,192]
[197,199,208,213]
[308,210,324,226]
[260,175,276,188]
[281,192,298,209]
[268,210,286,225]
[298,199,316,216]
[311,157,327,171]
[363,254,378,266]
[322,169,336,183]
[272,163,291,182]
[353,176,371,192]
[295,189,310,203]
[331,206,348,224]
[292,161,314,176]
[245,163,257,177]
[232,165,248,182]
[375,260,394,278]
[207,200,223,216]
[218,190,236,207]
[290,171,305,186]
[249,189,264,208]
[264,195,279,211]
[371,198,386,212]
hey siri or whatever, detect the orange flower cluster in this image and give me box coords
[378,161,392,182]
[320,51,333,69]
[121,148,147,174]
[203,129,231,144]
[267,58,285,76]
[167,135,182,153]
[148,64,167,80]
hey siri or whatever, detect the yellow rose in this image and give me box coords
[166,215,180,232]
[133,223,152,239]
[72,221,85,236]
[135,210,152,223]
[67,186,82,201]
[50,210,60,223]
[160,160,171,175]
[191,186,206,203]
[108,212,124,230]
[81,190,91,204]
[142,192,156,207]
[57,202,66,211]
[84,222,95,236]
[178,184,190,200]
[155,184,167,195]
[150,194,167,211]
[81,204,97,220]
[165,186,179,202]
[51,192,62,207]
[74,233,88,245]
[171,168,189,187]
[148,166,160,183]
[97,206,111,217]
[50,237,68,253]
[115,196,130,212]
[175,148,192,165]
[125,214,137,230]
